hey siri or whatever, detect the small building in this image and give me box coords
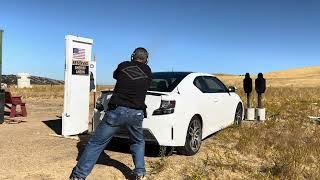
[17,73,32,88]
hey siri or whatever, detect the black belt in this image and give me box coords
[107,104,120,111]
[107,104,141,110]
[107,104,147,118]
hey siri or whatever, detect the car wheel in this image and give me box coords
[234,103,243,126]
[178,116,202,156]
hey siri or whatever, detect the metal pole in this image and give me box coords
[93,54,96,108]
[258,93,262,108]
[0,29,4,124]
[91,54,96,132]
[246,93,251,108]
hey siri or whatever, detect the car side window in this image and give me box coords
[193,77,207,93]
[202,76,228,93]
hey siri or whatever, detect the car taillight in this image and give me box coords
[153,100,176,115]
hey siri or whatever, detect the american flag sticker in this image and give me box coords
[73,48,85,60]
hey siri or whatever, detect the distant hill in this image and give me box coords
[216,66,320,87]
[265,66,320,79]
[213,73,239,76]
[1,75,64,85]
[264,66,320,87]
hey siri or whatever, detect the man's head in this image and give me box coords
[131,47,149,64]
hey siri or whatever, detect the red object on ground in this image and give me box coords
[4,91,27,118]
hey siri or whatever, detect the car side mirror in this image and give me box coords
[228,86,237,92]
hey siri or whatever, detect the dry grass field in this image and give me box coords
[1,66,320,179]
[217,65,320,88]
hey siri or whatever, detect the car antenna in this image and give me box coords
[177,85,180,94]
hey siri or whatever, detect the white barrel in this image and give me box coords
[255,108,266,121]
[245,108,255,121]
[17,73,31,88]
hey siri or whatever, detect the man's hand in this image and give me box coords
[96,102,104,111]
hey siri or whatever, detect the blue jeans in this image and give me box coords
[71,106,146,178]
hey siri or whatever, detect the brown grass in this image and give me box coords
[217,66,320,88]
[176,87,320,179]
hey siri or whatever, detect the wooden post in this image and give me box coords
[0,30,4,124]
[258,93,262,108]
[246,93,251,108]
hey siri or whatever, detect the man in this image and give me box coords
[70,47,152,180]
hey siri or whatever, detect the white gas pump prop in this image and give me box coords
[62,35,93,136]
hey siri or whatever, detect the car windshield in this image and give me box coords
[148,72,191,92]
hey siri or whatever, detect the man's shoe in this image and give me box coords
[135,175,147,180]
[69,176,85,180]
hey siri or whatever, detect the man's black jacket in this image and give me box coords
[108,60,152,111]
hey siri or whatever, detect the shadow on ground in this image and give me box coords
[42,118,164,157]
[77,135,136,179]
[3,112,28,123]
[42,118,62,135]
[42,118,164,179]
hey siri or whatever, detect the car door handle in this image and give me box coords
[212,98,219,102]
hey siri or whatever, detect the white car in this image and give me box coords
[94,72,243,155]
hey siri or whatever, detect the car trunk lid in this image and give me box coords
[99,90,169,117]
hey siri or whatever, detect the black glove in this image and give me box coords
[96,103,104,111]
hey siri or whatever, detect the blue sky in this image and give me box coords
[0,0,319,85]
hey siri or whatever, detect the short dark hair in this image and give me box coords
[132,47,148,63]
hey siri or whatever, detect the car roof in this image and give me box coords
[189,72,215,76]
[183,72,216,79]
[152,72,214,77]
[152,72,193,76]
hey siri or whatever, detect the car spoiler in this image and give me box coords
[100,89,113,94]
[100,90,169,96]
[146,91,169,96]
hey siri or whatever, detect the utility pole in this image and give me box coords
[91,53,96,132]
[0,29,4,123]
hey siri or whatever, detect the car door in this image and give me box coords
[193,76,222,136]
[201,76,235,131]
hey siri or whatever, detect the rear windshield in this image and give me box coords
[148,72,191,92]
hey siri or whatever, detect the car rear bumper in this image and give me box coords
[93,109,183,147]
[143,114,182,146]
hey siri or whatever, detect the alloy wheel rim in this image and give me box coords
[188,120,202,151]
[235,106,242,124]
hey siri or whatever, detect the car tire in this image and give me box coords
[177,116,202,156]
[234,103,243,126]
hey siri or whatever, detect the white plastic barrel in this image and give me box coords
[245,108,255,121]
[17,73,31,88]
[255,108,266,121]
